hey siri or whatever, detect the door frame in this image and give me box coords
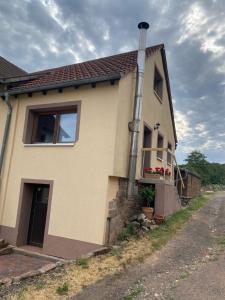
[16,179,54,247]
[142,122,152,175]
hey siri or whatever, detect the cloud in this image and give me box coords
[0,0,224,163]
[174,110,192,140]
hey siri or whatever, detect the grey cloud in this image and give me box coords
[0,0,225,162]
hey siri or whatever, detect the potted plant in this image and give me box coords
[139,186,155,220]
[154,214,165,224]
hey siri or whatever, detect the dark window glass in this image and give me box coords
[154,67,163,100]
[58,113,77,143]
[32,109,77,144]
[35,114,56,143]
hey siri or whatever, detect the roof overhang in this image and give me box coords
[4,73,121,96]
[160,47,178,144]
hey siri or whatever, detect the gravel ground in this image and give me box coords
[72,192,225,300]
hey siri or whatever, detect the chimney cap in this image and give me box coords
[138,22,149,29]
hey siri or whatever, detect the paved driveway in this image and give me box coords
[72,192,225,300]
[0,253,56,283]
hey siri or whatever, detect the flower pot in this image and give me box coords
[144,173,161,180]
[142,207,154,220]
[154,215,165,224]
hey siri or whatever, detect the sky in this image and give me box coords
[0,0,225,163]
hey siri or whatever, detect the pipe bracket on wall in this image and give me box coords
[128,120,140,133]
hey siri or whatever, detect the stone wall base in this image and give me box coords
[107,178,141,244]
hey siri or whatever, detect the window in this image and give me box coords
[34,112,77,143]
[167,142,172,165]
[157,133,164,160]
[154,66,163,100]
[23,101,81,144]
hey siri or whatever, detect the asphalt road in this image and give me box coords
[72,192,225,300]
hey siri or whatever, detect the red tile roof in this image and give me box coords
[0,56,27,79]
[9,44,164,93]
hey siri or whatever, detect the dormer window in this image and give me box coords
[154,66,163,100]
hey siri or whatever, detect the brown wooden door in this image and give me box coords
[27,185,49,247]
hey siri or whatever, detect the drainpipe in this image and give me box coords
[0,91,12,175]
[127,22,149,197]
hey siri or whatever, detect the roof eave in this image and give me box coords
[6,73,121,96]
[160,47,178,144]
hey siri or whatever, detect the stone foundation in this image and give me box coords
[107,178,141,244]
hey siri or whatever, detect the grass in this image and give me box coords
[56,282,69,295]
[150,195,210,251]
[218,236,225,245]
[180,271,190,279]
[4,194,211,300]
[17,287,28,300]
[122,286,142,300]
[76,258,89,268]
[209,255,218,261]
[111,247,123,260]
[34,281,46,290]
[118,223,137,241]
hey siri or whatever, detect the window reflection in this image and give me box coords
[58,113,77,143]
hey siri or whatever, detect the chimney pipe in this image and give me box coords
[127,22,149,197]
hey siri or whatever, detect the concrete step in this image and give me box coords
[0,245,14,256]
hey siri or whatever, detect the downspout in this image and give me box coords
[0,91,12,176]
[127,22,149,197]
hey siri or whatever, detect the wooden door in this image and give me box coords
[27,185,49,247]
[143,125,152,172]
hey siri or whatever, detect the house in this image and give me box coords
[0,23,180,259]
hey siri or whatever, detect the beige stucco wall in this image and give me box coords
[137,51,176,177]
[0,49,176,248]
[113,51,176,180]
[112,72,135,177]
[0,82,119,245]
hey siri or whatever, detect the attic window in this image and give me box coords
[154,66,163,100]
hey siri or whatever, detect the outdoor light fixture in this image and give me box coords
[154,122,160,130]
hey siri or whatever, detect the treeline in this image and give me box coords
[180,151,225,186]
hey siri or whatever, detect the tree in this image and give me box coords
[185,151,208,167]
[182,151,225,186]
[184,151,210,185]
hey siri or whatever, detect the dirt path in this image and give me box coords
[72,192,225,300]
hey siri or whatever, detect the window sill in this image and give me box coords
[23,143,75,147]
[154,91,163,103]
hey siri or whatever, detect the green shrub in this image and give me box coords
[139,186,155,207]
[76,258,89,268]
[56,282,69,295]
[118,228,130,241]
[118,223,137,241]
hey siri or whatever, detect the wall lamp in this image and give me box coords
[154,122,160,130]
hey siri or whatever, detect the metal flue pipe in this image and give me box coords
[127,22,149,197]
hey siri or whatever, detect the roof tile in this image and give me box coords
[9,44,163,93]
[0,57,27,79]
